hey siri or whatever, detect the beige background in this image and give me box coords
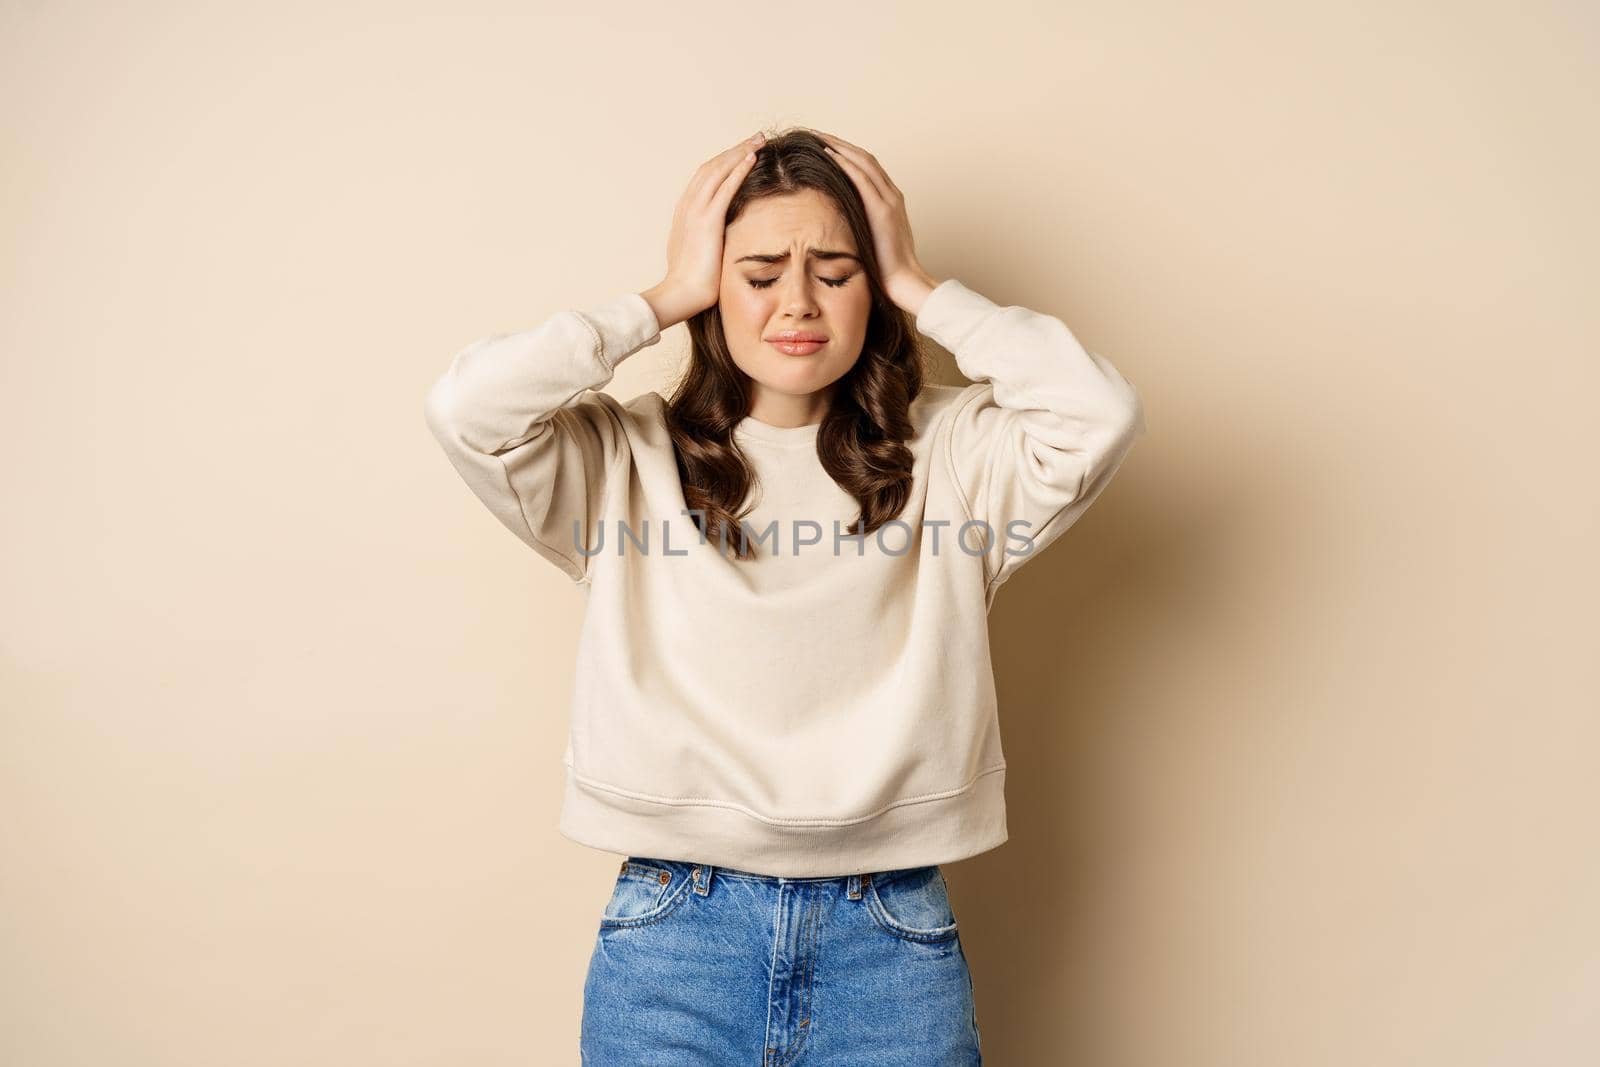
[3,1,1596,1063]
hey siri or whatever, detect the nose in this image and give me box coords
[778,268,821,319]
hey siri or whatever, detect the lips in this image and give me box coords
[767,338,827,355]
[766,329,829,355]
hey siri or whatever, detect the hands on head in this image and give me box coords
[641,129,937,332]
[810,130,937,313]
[642,132,766,330]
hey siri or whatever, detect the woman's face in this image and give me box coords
[719,189,872,414]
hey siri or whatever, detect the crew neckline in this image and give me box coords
[734,415,823,445]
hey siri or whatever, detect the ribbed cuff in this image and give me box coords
[914,277,1003,353]
[577,291,665,371]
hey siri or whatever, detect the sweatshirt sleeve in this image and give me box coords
[423,292,664,583]
[916,277,1147,595]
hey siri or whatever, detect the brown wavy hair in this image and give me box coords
[665,127,929,560]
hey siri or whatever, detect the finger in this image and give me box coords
[687,139,760,208]
[691,134,766,203]
[709,144,760,212]
[820,136,894,203]
[815,130,871,164]
[824,143,886,209]
[834,137,901,199]
[816,131,902,198]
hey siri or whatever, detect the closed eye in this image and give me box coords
[748,273,855,290]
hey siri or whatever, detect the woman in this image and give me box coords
[424,126,1145,1064]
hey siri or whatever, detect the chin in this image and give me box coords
[775,352,844,373]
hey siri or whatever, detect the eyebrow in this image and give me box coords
[735,249,862,266]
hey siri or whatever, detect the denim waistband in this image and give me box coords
[622,855,935,902]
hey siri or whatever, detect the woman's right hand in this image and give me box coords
[641,132,766,330]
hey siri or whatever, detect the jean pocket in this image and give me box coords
[598,858,695,929]
[863,865,960,943]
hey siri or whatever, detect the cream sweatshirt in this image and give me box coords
[424,278,1146,877]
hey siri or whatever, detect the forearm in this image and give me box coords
[426,294,662,457]
[639,281,703,333]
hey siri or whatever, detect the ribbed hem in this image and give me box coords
[557,761,1009,878]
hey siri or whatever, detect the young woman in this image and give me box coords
[424,126,1145,1064]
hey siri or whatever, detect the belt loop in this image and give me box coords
[693,862,714,896]
[847,873,863,900]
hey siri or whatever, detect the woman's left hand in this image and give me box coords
[815,131,939,314]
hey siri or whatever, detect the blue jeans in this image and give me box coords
[581,856,983,1065]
